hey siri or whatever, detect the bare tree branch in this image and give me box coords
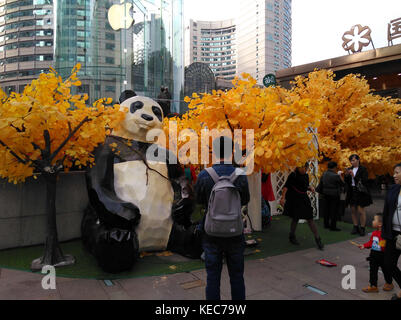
[49,115,94,162]
[43,129,51,158]
[0,140,28,165]
[283,143,296,150]
[67,121,72,135]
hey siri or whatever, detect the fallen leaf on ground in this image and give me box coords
[156,251,174,257]
[140,252,154,258]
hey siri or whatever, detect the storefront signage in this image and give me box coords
[342,17,401,54]
[107,0,134,31]
[263,74,276,88]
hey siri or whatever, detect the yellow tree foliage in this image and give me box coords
[164,74,323,174]
[0,64,125,184]
[0,64,125,268]
[290,69,401,177]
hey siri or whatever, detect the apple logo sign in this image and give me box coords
[108,0,135,31]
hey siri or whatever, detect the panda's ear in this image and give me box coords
[119,90,137,103]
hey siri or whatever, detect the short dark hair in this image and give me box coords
[374,214,383,223]
[328,161,338,169]
[212,136,233,160]
[394,163,401,169]
[349,154,360,161]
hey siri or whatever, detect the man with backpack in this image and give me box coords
[194,136,250,300]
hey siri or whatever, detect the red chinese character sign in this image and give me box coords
[388,17,401,46]
[342,24,375,54]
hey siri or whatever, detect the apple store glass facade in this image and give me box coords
[54,0,184,113]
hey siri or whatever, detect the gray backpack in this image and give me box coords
[204,167,243,237]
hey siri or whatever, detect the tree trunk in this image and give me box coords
[40,172,65,266]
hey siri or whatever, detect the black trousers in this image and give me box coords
[322,195,340,229]
[384,230,401,288]
[369,251,392,286]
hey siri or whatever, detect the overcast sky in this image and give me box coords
[184,0,401,66]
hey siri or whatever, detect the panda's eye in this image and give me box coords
[152,106,163,122]
[130,101,144,113]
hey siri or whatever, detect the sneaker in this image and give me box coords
[362,286,379,293]
[359,227,366,236]
[289,233,300,245]
[383,283,394,291]
[315,237,324,250]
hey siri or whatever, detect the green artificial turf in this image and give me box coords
[0,216,371,280]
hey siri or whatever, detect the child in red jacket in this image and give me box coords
[359,214,394,293]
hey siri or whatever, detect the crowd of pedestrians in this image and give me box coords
[191,137,400,301]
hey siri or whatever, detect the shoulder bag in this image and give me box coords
[357,180,369,194]
[396,201,401,250]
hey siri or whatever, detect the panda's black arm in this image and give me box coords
[164,148,194,228]
[85,140,140,224]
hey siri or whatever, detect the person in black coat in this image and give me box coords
[344,154,373,236]
[280,163,324,250]
[318,161,345,231]
[382,163,401,300]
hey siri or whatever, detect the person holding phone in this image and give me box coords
[344,154,373,236]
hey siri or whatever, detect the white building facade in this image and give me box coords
[186,19,236,80]
[185,0,291,85]
[236,0,292,83]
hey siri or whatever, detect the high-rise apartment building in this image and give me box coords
[185,0,291,85]
[0,0,54,94]
[186,19,236,80]
[0,0,185,113]
[237,0,292,83]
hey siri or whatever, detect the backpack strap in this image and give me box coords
[229,168,240,183]
[205,167,220,184]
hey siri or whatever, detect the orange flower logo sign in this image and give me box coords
[342,24,374,54]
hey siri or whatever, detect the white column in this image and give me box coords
[246,172,262,232]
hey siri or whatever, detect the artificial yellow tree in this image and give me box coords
[0,64,125,270]
[164,73,323,174]
[290,69,401,177]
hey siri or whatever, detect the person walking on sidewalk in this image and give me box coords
[318,161,345,231]
[344,154,373,236]
[280,163,324,250]
[194,136,250,301]
[358,214,393,293]
[382,163,401,300]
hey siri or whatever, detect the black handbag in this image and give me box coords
[357,180,368,194]
[396,206,401,251]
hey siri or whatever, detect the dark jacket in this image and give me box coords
[195,164,250,209]
[344,165,372,207]
[344,165,369,187]
[320,170,345,198]
[194,164,250,241]
[382,184,401,240]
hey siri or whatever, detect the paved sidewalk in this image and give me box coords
[0,233,399,300]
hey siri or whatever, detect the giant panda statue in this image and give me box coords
[82,90,202,273]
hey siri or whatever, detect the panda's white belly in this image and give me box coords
[113,160,174,252]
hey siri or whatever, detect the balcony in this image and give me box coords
[4,62,18,71]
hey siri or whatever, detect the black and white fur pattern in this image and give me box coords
[83,91,201,273]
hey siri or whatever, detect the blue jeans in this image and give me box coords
[202,235,245,300]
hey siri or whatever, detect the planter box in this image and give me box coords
[0,171,88,250]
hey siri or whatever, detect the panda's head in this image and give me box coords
[114,90,164,143]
